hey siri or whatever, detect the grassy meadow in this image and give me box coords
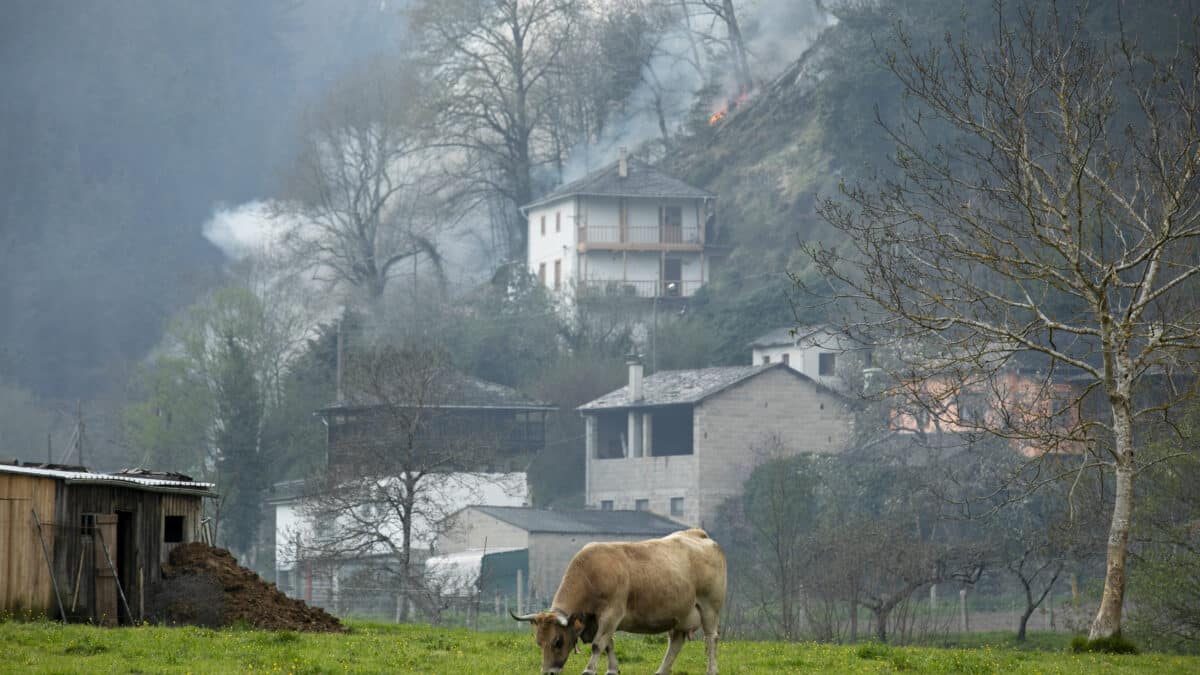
[1,620,1197,674]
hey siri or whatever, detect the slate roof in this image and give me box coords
[320,371,555,413]
[523,158,714,211]
[469,505,684,536]
[578,363,790,411]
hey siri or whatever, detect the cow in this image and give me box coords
[511,528,726,675]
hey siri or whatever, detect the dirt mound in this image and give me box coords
[158,543,345,633]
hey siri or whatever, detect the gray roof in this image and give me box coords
[470,505,683,536]
[578,363,789,411]
[321,371,555,413]
[524,158,714,211]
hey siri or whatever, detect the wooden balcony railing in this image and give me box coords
[577,279,703,299]
[579,224,702,246]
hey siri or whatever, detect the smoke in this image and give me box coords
[202,201,285,261]
[558,0,836,184]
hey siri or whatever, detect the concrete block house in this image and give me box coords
[578,358,856,528]
[523,151,718,306]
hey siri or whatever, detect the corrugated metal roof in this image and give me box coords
[470,505,683,535]
[523,158,714,211]
[578,363,783,411]
[0,463,215,495]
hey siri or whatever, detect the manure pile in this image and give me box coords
[153,542,344,633]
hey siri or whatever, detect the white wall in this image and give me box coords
[752,329,860,392]
[526,197,578,296]
[274,472,528,574]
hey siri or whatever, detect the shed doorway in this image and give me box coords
[116,510,135,624]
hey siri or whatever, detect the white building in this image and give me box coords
[522,151,717,306]
[749,325,867,393]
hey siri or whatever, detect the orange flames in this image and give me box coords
[708,90,754,126]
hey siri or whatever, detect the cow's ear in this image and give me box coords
[574,613,598,644]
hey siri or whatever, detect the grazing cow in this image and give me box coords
[511,528,726,675]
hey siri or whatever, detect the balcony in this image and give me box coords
[578,224,703,250]
[577,279,703,299]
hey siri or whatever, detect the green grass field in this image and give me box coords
[0,620,1196,674]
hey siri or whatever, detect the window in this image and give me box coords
[538,262,547,286]
[635,499,649,512]
[554,259,561,290]
[164,515,185,543]
[670,497,684,517]
[600,500,613,511]
[761,355,771,364]
[555,211,561,232]
[782,353,790,366]
[80,514,96,536]
[819,352,837,376]
[540,214,546,236]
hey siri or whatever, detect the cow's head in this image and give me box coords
[510,609,596,674]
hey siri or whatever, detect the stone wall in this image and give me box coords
[587,454,698,524]
[694,367,854,527]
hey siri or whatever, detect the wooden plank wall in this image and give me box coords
[52,485,203,624]
[0,473,60,615]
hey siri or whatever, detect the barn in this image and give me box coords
[0,461,214,624]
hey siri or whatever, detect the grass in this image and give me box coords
[0,620,1197,674]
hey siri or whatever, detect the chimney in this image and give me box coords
[335,319,345,402]
[626,352,643,401]
[618,147,628,178]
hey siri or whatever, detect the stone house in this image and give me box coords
[578,358,856,528]
[522,150,718,306]
[433,505,682,608]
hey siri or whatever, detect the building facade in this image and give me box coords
[523,152,717,306]
[433,505,682,607]
[749,325,870,394]
[578,359,856,528]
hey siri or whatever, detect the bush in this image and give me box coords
[1070,634,1139,655]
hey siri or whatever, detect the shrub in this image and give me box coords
[1070,634,1139,655]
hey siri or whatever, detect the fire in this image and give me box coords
[708,110,727,126]
[708,89,755,126]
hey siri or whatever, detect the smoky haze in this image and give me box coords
[0,0,406,400]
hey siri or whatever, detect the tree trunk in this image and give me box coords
[874,608,888,643]
[1089,459,1134,639]
[720,0,753,93]
[849,598,858,643]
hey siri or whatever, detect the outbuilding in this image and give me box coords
[0,461,214,624]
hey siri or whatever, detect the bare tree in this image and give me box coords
[412,0,582,259]
[297,345,509,618]
[685,0,752,92]
[808,2,1200,639]
[274,63,457,311]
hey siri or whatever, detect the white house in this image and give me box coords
[522,151,717,306]
[749,325,869,394]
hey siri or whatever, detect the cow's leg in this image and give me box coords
[653,629,689,675]
[583,629,617,675]
[700,604,720,675]
[604,638,619,675]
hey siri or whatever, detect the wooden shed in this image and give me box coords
[0,461,214,624]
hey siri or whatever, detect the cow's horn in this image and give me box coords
[509,610,539,622]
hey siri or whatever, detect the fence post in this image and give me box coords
[959,588,969,633]
[516,570,523,616]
